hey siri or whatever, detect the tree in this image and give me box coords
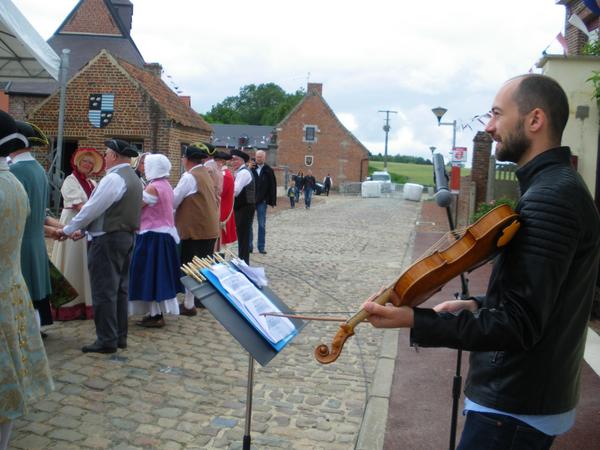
[203,83,304,125]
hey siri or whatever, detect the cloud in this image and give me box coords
[12,0,566,161]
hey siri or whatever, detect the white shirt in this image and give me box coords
[63,163,129,237]
[234,166,253,197]
[11,151,35,163]
[255,164,263,177]
[173,163,204,209]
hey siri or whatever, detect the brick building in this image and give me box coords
[4,0,145,120]
[275,82,370,186]
[28,50,211,185]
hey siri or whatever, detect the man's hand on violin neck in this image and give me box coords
[363,302,414,328]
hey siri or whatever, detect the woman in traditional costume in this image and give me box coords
[129,154,183,327]
[215,151,237,252]
[0,111,53,450]
[51,148,104,320]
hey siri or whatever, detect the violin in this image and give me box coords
[314,203,520,364]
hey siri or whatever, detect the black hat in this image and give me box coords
[213,150,232,161]
[230,149,249,162]
[189,141,215,156]
[183,144,209,161]
[104,139,138,157]
[0,111,28,157]
[15,121,49,148]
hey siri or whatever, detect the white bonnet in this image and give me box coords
[144,153,171,181]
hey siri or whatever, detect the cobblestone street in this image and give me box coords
[10,194,421,450]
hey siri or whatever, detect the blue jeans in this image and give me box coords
[304,188,313,208]
[294,186,301,202]
[457,412,555,450]
[249,201,267,252]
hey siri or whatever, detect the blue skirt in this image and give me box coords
[129,232,184,302]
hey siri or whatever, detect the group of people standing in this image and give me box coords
[288,170,332,209]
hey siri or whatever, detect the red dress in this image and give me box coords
[220,168,237,245]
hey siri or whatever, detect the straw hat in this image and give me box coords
[72,147,105,175]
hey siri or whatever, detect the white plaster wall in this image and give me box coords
[539,56,600,196]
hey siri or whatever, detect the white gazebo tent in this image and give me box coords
[0,0,59,81]
[0,0,70,212]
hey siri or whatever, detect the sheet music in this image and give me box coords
[230,258,268,287]
[209,264,295,343]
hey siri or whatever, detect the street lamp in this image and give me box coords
[432,107,459,191]
[431,107,457,153]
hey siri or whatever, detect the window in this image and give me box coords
[180,143,189,175]
[129,141,144,152]
[303,125,318,143]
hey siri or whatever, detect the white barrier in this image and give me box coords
[403,183,423,202]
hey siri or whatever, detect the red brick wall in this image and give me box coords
[563,0,598,55]
[8,94,46,121]
[61,0,121,36]
[471,131,493,207]
[276,87,369,185]
[27,53,208,178]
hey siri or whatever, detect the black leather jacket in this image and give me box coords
[412,147,600,414]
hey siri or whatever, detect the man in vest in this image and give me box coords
[61,139,142,353]
[174,144,220,316]
[230,149,255,264]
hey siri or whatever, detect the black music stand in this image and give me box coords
[181,276,306,450]
[432,162,468,450]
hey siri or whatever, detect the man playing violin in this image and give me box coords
[364,74,600,449]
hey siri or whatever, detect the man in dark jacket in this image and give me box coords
[249,150,276,254]
[363,74,600,449]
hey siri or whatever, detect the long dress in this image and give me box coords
[0,158,53,424]
[9,157,52,326]
[51,174,96,320]
[128,178,183,316]
[221,167,237,245]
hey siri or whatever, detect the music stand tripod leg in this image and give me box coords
[243,354,254,450]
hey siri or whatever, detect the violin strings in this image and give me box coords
[417,227,468,262]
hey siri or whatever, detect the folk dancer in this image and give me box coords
[9,121,62,333]
[129,154,184,327]
[174,144,220,316]
[230,149,255,264]
[60,139,142,353]
[0,111,53,450]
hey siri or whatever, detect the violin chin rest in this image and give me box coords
[497,219,520,247]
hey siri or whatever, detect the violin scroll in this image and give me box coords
[314,324,354,364]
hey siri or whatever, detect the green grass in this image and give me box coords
[369,161,470,187]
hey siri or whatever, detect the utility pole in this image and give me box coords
[378,110,397,170]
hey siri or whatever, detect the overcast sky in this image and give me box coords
[13,0,567,163]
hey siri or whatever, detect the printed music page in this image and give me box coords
[209,264,295,343]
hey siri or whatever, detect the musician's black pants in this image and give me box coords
[457,411,555,450]
[235,204,255,264]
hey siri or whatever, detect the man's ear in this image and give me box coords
[526,108,546,133]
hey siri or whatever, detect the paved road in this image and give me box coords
[10,194,421,449]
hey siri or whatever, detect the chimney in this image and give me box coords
[179,96,191,107]
[111,0,134,35]
[144,63,162,77]
[307,82,323,96]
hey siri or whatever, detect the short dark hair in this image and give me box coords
[512,74,569,142]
